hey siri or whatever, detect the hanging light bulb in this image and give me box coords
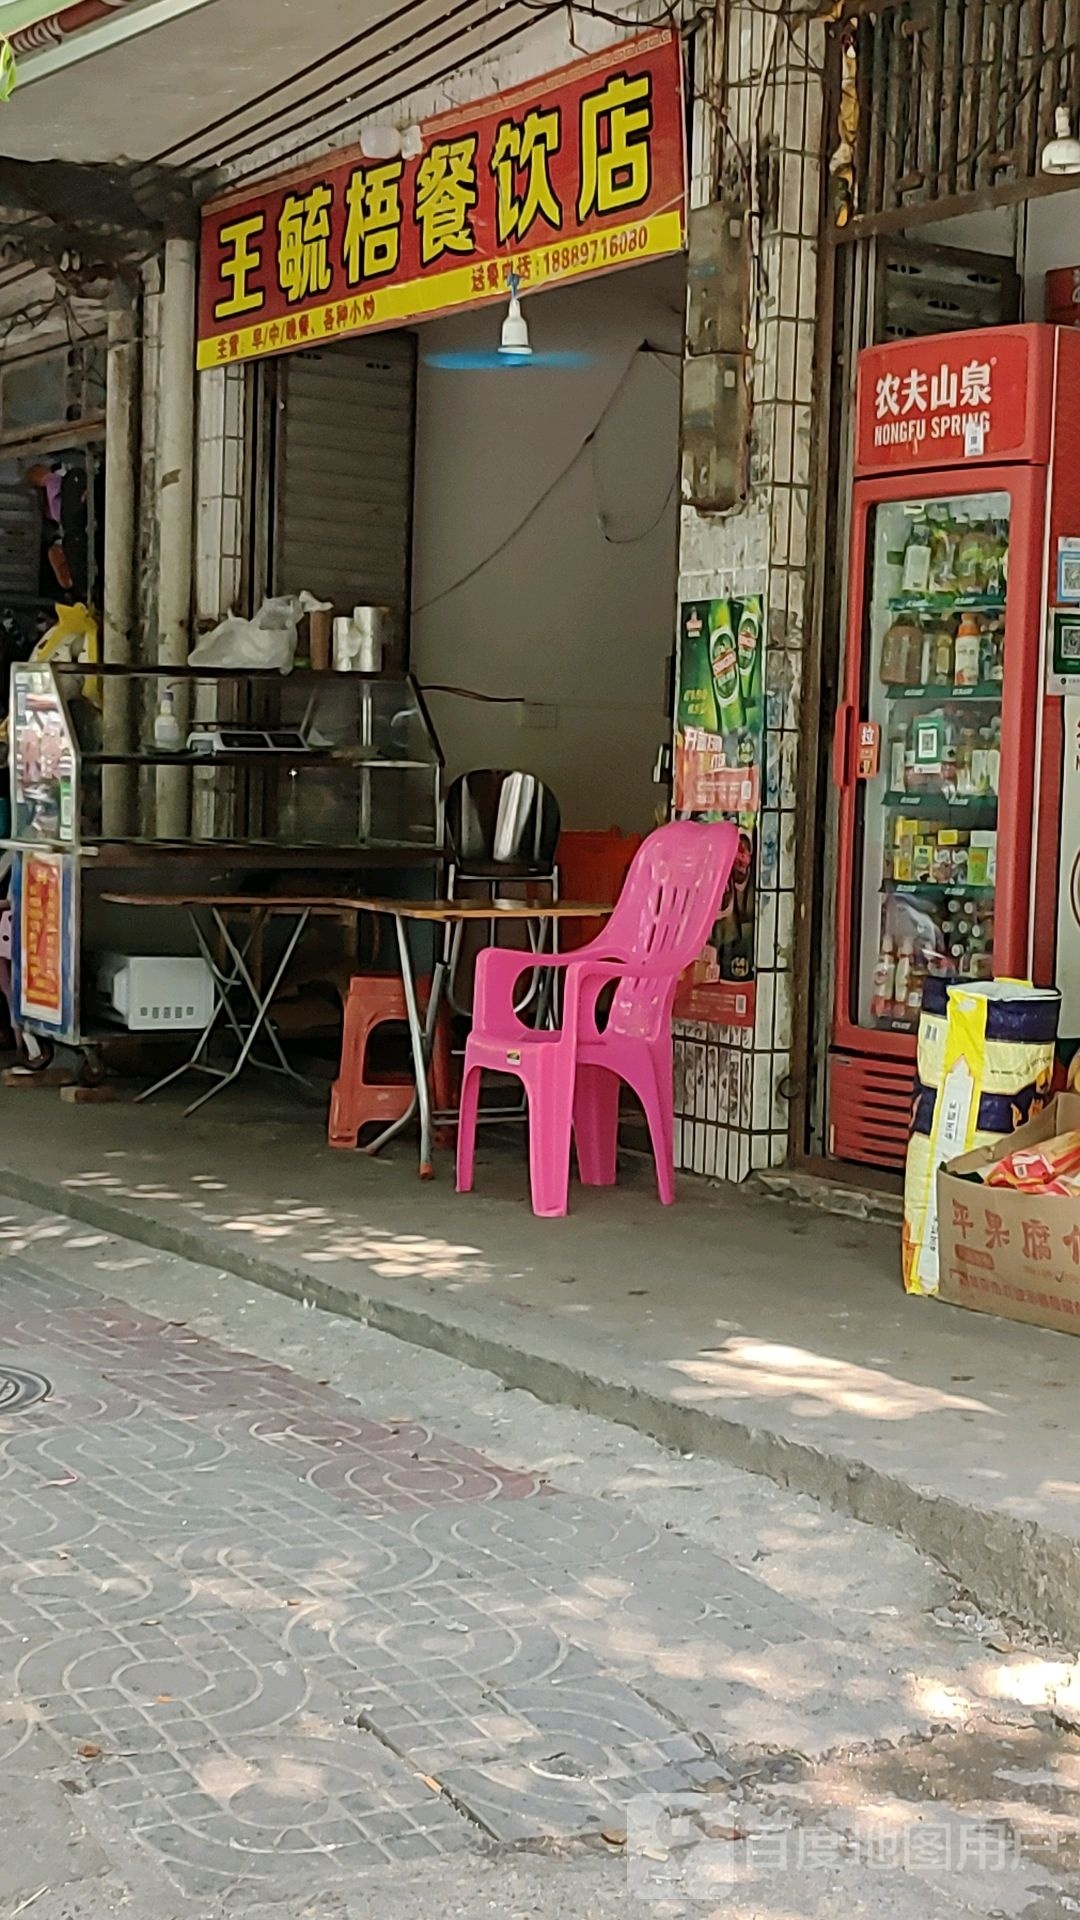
[1042,106,1080,175]
[499,275,532,357]
[358,122,403,159]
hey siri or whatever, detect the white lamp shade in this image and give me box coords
[359,122,403,160]
[499,291,532,356]
[1042,106,1080,174]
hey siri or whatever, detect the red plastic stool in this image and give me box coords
[329,973,454,1149]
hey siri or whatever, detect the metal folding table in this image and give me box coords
[103,892,358,1115]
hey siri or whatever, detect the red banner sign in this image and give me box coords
[855,328,1037,474]
[20,852,63,1023]
[197,30,685,369]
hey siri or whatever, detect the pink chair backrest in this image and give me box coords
[603,821,740,1041]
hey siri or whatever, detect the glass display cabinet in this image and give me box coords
[10,663,443,852]
[5,663,444,1057]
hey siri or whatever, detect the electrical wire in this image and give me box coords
[188,0,562,187]
[589,353,679,541]
[0,263,39,308]
[596,464,677,541]
[150,0,448,166]
[413,343,676,614]
[421,682,523,701]
[833,16,1063,200]
[0,288,75,349]
[715,0,825,80]
[515,0,680,25]
[178,0,518,172]
[152,0,687,179]
[137,0,804,214]
[929,39,1059,178]
[147,0,490,169]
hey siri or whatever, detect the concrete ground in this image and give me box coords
[2,1085,1080,1644]
[3,1194,1080,1919]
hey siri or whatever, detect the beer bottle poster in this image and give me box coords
[673,596,764,1029]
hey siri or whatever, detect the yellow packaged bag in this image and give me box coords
[902,980,1059,1295]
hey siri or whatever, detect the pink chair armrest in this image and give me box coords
[473,945,674,1042]
[472,947,549,1034]
[472,942,631,1032]
[558,953,685,1044]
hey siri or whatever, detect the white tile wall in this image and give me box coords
[195,364,247,624]
[674,1,822,1182]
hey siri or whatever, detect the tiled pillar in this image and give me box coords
[194,363,246,624]
[674,3,824,1182]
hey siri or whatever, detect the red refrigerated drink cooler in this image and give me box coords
[829,323,1080,1172]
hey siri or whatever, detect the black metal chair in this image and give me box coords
[445,769,561,893]
[443,770,561,1016]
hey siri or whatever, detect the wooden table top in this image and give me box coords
[103,892,611,923]
[345,897,612,923]
[103,892,360,913]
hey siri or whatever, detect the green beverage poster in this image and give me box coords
[674,596,765,1029]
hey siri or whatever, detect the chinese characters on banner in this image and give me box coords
[854,329,1032,471]
[673,597,765,1030]
[197,30,685,369]
[18,852,65,1025]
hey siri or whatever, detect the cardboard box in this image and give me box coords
[937,1095,1080,1337]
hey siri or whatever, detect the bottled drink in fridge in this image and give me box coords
[904,955,927,1023]
[902,514,932,594]
[871,932,896,1023]
[893,937,913,1021]
[954,613,983,688]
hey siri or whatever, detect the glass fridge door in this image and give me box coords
[856,490,1008,1036]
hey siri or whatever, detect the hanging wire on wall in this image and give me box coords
[413,342,679,615]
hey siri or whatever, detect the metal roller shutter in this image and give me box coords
[0,474,40,602]
[274,332,415,660]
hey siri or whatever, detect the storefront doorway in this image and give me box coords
[411,255,683,836]
[247,252,685,842]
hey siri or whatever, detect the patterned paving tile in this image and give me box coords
[0,1261,791,1886]
[3,1294,540,1515]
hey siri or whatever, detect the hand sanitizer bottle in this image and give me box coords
[154,686,182,752]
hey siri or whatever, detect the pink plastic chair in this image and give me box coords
[456,820,739,1217]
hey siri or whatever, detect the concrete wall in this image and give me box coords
[410,258,684,832]
[1020,190,1080,320]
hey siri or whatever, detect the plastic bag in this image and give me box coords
[984,1129,1080,1194]
[189,592,330,675]
[34,601,100,702]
